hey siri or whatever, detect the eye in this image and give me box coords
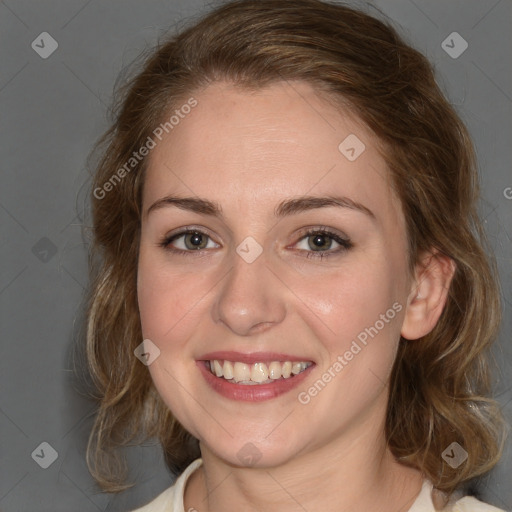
[159,228,219,254]
[293,227,353,260]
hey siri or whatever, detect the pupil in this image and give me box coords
[187,232,204,249]
[310,234,330,251]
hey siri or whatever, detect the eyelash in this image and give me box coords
[158,226,353,260]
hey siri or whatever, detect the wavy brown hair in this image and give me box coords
[82,0,506,499]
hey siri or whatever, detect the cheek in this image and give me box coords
[291,253,407,406]
[137,248,206,345]
[136,249,206,424]
[294,258,403,343]
[291,263,404,426]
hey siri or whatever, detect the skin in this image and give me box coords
[137,80,455,512]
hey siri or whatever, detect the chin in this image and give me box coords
[199,431,306,470]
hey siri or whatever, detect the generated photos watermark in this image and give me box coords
[298,301,403,405]
[93,97,198,200]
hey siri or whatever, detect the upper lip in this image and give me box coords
[198,351,314,365]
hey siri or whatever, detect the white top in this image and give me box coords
[130,458,506,512]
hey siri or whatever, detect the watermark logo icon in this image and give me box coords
[442,442,468,468]
[31,442,58,469]
[236,442,262,466]
[32,237,57,263]
[134,339,161,366]
[441,32,468,59]
[338,134,365,161]
[31,32,58,59]
[236,236,263,264]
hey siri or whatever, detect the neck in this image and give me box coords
[184,408,424,512]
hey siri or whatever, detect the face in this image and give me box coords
[137,80,413,468]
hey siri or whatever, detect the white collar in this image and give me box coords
[407,479,437,512]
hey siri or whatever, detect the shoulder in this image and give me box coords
[409,480,506,512]
[450,495,507,512]
[129,458,203,512]
[129,486,175,512]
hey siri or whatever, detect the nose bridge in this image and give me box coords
[212,242,286,336]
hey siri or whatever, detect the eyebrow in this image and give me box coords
[146,194,375,220]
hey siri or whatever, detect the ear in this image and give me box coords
[401,250,456,341]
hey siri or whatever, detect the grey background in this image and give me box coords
[0,0,511,511]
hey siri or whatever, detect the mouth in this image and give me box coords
[196,351,315,401]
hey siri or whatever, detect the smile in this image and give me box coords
[197,352,315,402]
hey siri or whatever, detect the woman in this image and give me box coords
[84,1,507,510]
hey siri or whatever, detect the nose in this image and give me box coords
[211,247,287,336]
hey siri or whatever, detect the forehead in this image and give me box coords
[143,80,400,225]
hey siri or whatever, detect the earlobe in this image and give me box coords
[401,251,456,341]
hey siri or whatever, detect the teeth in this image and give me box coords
[213,360,223,377]
[268,361,282,379]
[282,361,292,378]
[223,360,234,380]
[251,362,269,383]
[208,359,311,384]
[291,362,303,375]
[233,362,251,383]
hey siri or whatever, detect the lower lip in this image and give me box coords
[197,361,314,402]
